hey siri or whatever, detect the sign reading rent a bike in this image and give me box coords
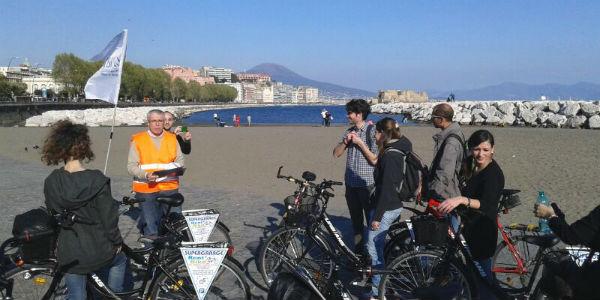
[183,209,220,242]
[180,242,228,300]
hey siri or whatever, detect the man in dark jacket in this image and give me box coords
[535,203,600,299]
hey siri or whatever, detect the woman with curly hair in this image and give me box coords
[42,119,126,299]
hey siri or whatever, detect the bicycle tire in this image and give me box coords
[149,256,251,300]
[384,225,413,264]
[492,236,545,293]
[380,249,475,300]
[3,264,67,300]
[258,227,334,290]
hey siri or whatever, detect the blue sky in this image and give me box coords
[2,0,599,92]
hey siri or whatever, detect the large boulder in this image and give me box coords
[482,106,501,119]
[588,115,600,129]
[566,115,587,128]
[485,116,502,126]
[580,102,600,117]
[561,102,581,117]
[548,101,560,113]
[547,114,568,127]
[497,102,515,115]
[537,112,553,124]
[499,114,516,126]
[519,108,538,125]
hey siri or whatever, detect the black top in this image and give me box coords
[44,168,122,274]
[549,204,600,251]
[177,134,191,154]
[461,159,505,260]
[372,136,413,222]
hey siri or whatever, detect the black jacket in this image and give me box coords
[549,205,600,251]
[44,168,123,274]
[372,136,413,222]
[177,135,191,155]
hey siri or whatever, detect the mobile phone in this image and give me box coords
[181,126,188,132]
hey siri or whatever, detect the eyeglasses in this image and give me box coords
[149,120,164,124]
[431,115,443,120]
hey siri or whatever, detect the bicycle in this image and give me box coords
[1,194,250,300]
[258,167,400,299]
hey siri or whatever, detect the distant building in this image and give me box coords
[222,82,243,102]
[255,85,274,103]
[199,66,233,83]
[297,86,319,103]
[162,65,215,86]
[1,65,62,94]
[377,90,428,103]
[234,73,271,83]
[273,82,298,103]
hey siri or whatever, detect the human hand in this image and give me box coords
[174,126,182,134]
[437,197,464,214]
[534,203,556,219]
[183,131,192,141]
[371,221,380,231]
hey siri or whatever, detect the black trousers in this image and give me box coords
[345,186,372,252]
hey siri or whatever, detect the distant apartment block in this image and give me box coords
[222,82,243,102]
[162,65,215,86]
[199,66,233,83]
[297,86,319,103]
[377,90,428,103]
[234,73,271,83]
[273,82,298,103]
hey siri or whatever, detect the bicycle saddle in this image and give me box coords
[500,189,521,197]
[521,234,560,248]
[156,193,184,207]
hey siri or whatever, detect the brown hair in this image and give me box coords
[375,117,402,156]
[432,103,454,121]
[41,119,95,165]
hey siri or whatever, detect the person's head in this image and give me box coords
[163,111,175,131]
[375,117,402,148]
[147,109,165,135]
[345,99,371,124]
[41,119,94,165]
[468,129,495,167]
[431,103,454,129]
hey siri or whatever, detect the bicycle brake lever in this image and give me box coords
[551,202,565,219]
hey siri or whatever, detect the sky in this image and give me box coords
[2,0,600,92]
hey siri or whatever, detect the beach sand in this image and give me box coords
[1,124,599,296]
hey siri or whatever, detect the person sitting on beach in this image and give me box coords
[127,109,184,236]
[164,111,192,155]
[42,120,126,299]
[534,203,600,299]
[438,130,504,295]
[333,99,378,254]
[366,117,412,299]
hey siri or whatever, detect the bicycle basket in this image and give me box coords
[283,194,318,225]
[410,215,449,247]
[12,208,58,262]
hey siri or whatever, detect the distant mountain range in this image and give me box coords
[247,63,374,99]
[431,81,600,100]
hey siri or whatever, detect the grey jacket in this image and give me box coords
[428,122,465,200]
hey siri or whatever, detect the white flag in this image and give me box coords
[84,30,128,105]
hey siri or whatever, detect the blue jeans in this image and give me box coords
[64,252,127,300]
[136,190,180,236]
[366,207,403,297]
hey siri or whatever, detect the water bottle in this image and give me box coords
[537,191,551,234]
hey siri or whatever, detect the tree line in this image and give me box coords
[0,74,27,100]
[52,53,237,103]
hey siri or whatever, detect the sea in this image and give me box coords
[183,105,414,126]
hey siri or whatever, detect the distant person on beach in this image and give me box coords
[236,114,241,127]
[534,202,600,299]
[321,109,327,126]
[127,109,184,236]
[428,103,466,201]
[247,114,252,127]
[333,99,378,253]
[164,111,192,155]
[325,111,332,127]
[213,113,220,127]
[42,120,126,299]
[233,114,237,127]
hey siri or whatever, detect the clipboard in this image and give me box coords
[152,167,186,177]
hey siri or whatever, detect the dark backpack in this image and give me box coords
[383,148,429,203]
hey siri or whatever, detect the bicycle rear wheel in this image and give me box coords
[258,227,334,290]
[492,236,542,293]
[380,249,474,300]
[149,256,250,299]
[3,264,66,300]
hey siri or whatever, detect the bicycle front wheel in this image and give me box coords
[380,249,474,300]
[3,264,67,300]
[492,236,541,293]
[258,227,334,289]
[149,256,250,300]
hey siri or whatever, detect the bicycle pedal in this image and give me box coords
[350,277,372,288]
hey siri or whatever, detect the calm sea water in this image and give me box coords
[183,105,413,126]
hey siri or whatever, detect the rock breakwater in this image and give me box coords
[372,101,600,129]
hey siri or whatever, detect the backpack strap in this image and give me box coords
[382,147,408,197]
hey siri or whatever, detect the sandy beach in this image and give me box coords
[1,124,599,296]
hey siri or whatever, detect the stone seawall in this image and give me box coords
[24,104,263,127]
[372,101,600,129]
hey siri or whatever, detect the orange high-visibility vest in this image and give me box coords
[131,131,179,193]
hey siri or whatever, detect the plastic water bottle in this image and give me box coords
[537,191,551,234]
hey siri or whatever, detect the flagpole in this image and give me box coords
[102,29,128,175]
